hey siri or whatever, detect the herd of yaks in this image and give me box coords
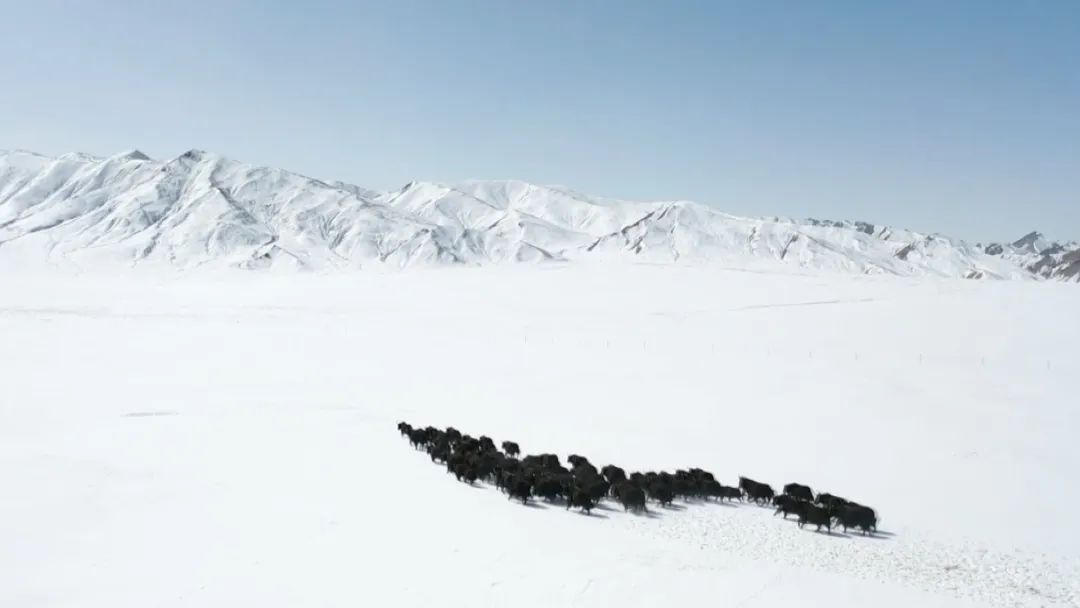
[398,422,879,535]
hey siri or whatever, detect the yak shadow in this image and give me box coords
[519,501,547,509]
[704,500,739,508]
[799,527,852,539]
[576,510,609,519]
[611,506,662,519]
[593,502,619,513]
[660,502,687,511]
[848,530,892,541]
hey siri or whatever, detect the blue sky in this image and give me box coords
[1,1,1077,241]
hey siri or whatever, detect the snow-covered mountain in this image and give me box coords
[979,231,1080,283]
[0,148,1075,280]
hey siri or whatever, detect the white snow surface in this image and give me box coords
[2,266,1078,607]
[1,148,1071,279]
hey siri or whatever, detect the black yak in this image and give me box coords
[566,489,596,514]
[783,483,813,502]
[835,504,877,535]
[534,476,564,502]
[567,454,590,468]
[507,477,532,505]
[615,482,647,513]
[772,494,806,519]
[647,481,675,507]
[601,465,627,487]
[408,428,429,449]
[798,504,832,532]
[815,493,849,512]
[739,477,775,504]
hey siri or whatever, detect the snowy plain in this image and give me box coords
[1,264,1078,607]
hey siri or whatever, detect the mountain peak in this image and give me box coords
[1012,231,1049,254]
[175,149,212,163]
[116,149,151,162]
[98,149,152,164]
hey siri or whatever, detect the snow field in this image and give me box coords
[1,266,1077,607]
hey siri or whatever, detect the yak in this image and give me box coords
[798,504,833,532]
[783,483,813,502]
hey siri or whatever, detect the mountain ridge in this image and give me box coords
[0,149,1076,281]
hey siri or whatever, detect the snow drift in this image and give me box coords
[0,148,1076,279]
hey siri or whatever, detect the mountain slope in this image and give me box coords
[981,231,1080,282]
[0,149,1074,280]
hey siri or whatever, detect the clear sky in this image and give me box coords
[2,1,1077,242]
